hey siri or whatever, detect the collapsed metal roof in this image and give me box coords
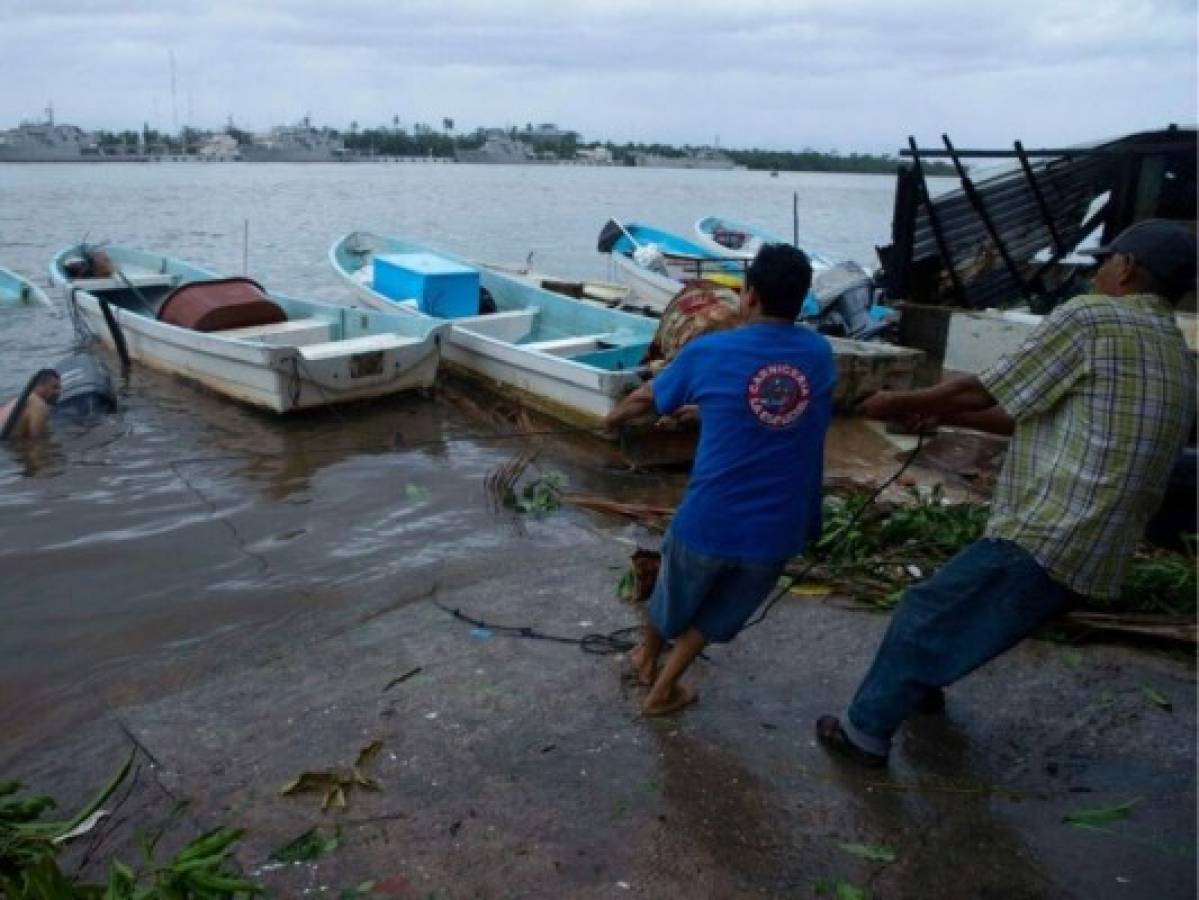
[877,126,1197,310]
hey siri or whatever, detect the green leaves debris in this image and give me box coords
[838,842,897,863]
[281,740,385,811]
[1,756,260,898]
[1063,797,1141,828]
[814,879,870,899]
[505,471,568,514]
[1141,686,1173,711]
[271,826,341,863]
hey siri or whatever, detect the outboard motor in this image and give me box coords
[52,348,118,422]
[809,262,899,342]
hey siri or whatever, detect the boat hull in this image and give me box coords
[330,233,654,427]
[607,252,683,310]
[51,247,445,414]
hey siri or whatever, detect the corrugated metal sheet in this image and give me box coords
[880,127,1197,309]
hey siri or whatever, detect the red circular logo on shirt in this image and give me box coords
[747,363,810,428]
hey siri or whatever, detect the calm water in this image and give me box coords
[0,163,917,744]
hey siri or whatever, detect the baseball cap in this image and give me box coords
[1082,219,1197,295]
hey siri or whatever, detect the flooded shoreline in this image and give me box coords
[2,165,1194,897]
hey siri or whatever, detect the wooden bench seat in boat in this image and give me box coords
[298,333,420,362]
[219,318,334,346]
[522,334,614,357]
[458,308,538,342]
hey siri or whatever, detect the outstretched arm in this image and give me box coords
[939,406,1015,436]
[861,375,999,427]
[603,381,656,433]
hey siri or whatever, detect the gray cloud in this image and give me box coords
[0,0,1193,152]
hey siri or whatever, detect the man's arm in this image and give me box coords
[603,381,656,433]
[861,374,998,424]
[939,406,1015,436]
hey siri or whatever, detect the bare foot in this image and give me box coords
[628,643,657,687]
[641,683,698,717]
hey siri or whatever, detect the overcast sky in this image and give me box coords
[1,0,1194,154]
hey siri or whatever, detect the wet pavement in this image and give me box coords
[3,442,1194,898]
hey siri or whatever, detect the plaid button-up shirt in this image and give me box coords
[980,293,1195,599]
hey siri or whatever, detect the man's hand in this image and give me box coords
[860,377,999,428]
[603,381,656,436]
[601,411,624,437]
[860,390,907,421]
[655,404,700,431]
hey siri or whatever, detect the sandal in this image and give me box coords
[816,715,888,768]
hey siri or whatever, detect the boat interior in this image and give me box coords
[66,263,428,350]
[341,238,654,373]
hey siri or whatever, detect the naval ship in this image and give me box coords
[239,118,350,162]
[0,107,101,161]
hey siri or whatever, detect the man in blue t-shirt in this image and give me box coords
[603,243,836,716]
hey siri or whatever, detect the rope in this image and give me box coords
[742,430,927,629]
[432,598,640,655]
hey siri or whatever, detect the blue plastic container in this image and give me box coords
[373,252,480,318]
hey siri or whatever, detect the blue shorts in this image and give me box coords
[648,532,786,643]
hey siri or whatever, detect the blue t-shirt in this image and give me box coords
[653,322,836,563]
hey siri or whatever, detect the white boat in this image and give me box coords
[329,232,659,428]
[478,261,657,314]
[0,266,52,307]
[693,215,838,269]
[596,219,747,310]
[49,245,446,413]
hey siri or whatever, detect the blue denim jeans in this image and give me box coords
[844,538,1075,756]
[650,531,786,643]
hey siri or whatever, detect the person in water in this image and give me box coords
[0,369,61,440]
[603,243,836,716]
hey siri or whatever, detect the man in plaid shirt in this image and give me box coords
[817,219,1197,768]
